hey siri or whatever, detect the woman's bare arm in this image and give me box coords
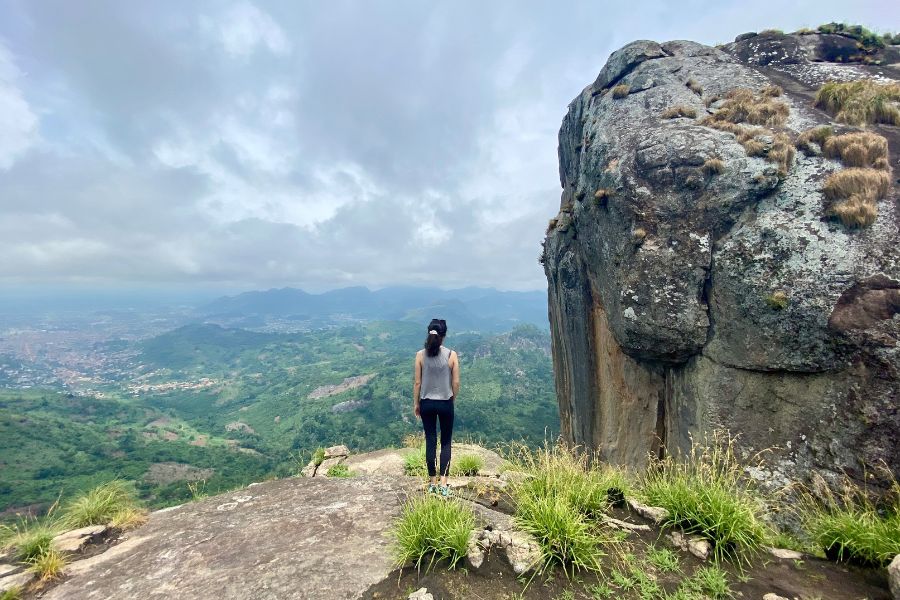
[449,351,460,399]
[413,351,423,416]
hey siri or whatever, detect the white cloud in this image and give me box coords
[211,2,290,58]
[0,41,38,169]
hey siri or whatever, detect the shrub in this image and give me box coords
[326,463,354,478]
[403,446,428,477]
[641,432,770,563]
[822,131,889,169]
[822,168,891,227]
[765,290,789,310]
[61,480,142,529]
[26,546,66,582]
[451,454,484,476]
[702,158,726,175]
[800,475,900,566]
[661,105,698,119]
[795,125,833,155]
[611,84,630,99]
[686,79,703,95]
[390,495,475,570]
[814,80,900,126]
[817,22,885,50]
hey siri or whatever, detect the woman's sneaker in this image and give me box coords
[439,485,452,498]
[427,483,438,494]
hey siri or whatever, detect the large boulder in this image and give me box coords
[543,32,899,487]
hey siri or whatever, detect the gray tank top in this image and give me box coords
[420,346,453,400]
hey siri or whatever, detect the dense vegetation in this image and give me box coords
[1,321,557,514]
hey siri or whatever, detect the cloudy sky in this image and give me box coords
[1,1,896,293]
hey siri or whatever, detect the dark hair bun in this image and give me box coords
[427,318,447,336]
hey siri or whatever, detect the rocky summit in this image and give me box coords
[542,30,899,486]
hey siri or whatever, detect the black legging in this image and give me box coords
[420,399,454,477]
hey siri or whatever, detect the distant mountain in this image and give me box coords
[200,286,548,331]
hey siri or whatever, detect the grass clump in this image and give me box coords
[765,290,789,310]
[702,158,725,175]
[822,131,889,169]
[60,480,142,529]
[647,545,680,572]
[611,84,631,99]
[403,445,428,477]
[593,188,614,207]
[760,84,783,97]
[822,168,891,228]
[800,475,900,566]
[26,546,67,582]
[706,87,789,128]
[661,105,698,119]
[641,432,770,563]
[686,79,703,95]
[451,454,484,476]
[0,587,23,600]
[326,463,354,478]
[312,447,326,466]
[390,494,475,571]
[682,565,731,598]
[795,125,833,155]
[4,520,57,562]
[402,432,423,448]
[814,80,900,126]
[817,22,885,50]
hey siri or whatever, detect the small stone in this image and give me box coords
[669,531,711,560]
[766,546,804,560]
[0,570,33,594]
[603,516,651,532]
[888,554,900,600]
[503,530,542,575]
[324,445,350,459]
[52,525,107,553]
[408,588,433,600]
[300,462,317,478]
[763,594,789,600]
[465,530,485,570]
[626,497,670,523]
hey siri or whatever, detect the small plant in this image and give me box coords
[312,447,326,466]
[26,546,66,582]
[390,495,475,571]
[187,479,208,501]
[760,28,784,35]
[641,431,770,563]
[814,80,900,126]
[795,125,833,155]
[817,22,885,50]
[683,565,731,598]
[593,188,614,207]
[611,84,631,99]
[706,87,789,127]
[326,463,354,478]
[7,520,56,562]
[451,454,484,476]
[661,105,698,119]
[761,84,783,97]
[61,480,142,529]
[686,79,703,95]
[822,168,891,228]
[702,158,726,175]
[647,545,680,572]
[822,131,889,169]
[0,587,23,600]
[547,218,559,234]
[765,290,789,310]
[403,445,428,477]
[402,432,423,448]
[799,474,900,566]
[632,228,647,245]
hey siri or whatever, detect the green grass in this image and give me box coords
[647,545,680,572]
[451,454,484,476]
[0,587,23,600]
[25,546,67,582]
[816,22,885,49]
[403,446,428,477]
[5,520,57,562]
[815,80,900,126]
[641,432,769,563]
[312,447,326,467]
[390,494,475,571]
[800,477,900,566]
[325,463,354,478]
[507,443,626,575]
[60,480,141,529]
[683,565,731,598]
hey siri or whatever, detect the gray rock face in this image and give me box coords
[42,477,411,600]
[543,33,899,486]
[889,554,900,600]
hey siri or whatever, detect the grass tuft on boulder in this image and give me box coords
[390,494,475,571]
[451,454,484,476]
[822,168,891,228]
[815,80,900,126]
[60,480,143,529]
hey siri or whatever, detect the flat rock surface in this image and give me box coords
[42,476,411,600]
[343,444,506,478]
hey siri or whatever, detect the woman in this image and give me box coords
[413,318,460,496]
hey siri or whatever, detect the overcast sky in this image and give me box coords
[1,1,897,293]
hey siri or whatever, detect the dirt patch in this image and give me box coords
[308,374,376,399]
[144,462,214,485]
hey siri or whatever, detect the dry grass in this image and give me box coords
[611,84,631,99]
[760,84,783,98]
[795,125,834,155]
[686,79,703,95]
[823,168,891,227]
[707,88,790,128]
[702,158,726,175]
[822,132,889,169]
[632,228,647,244]
[814,80,900,126]
[765,290,789,310]
[546,218,558,233]
[593,188,614,207]
[661,105,697,119]
[402,432,423,448]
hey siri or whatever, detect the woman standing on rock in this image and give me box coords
[413,318,460,497]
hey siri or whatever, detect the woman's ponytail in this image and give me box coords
[424,318,448,357]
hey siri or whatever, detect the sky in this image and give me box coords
[1,1,897,294]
